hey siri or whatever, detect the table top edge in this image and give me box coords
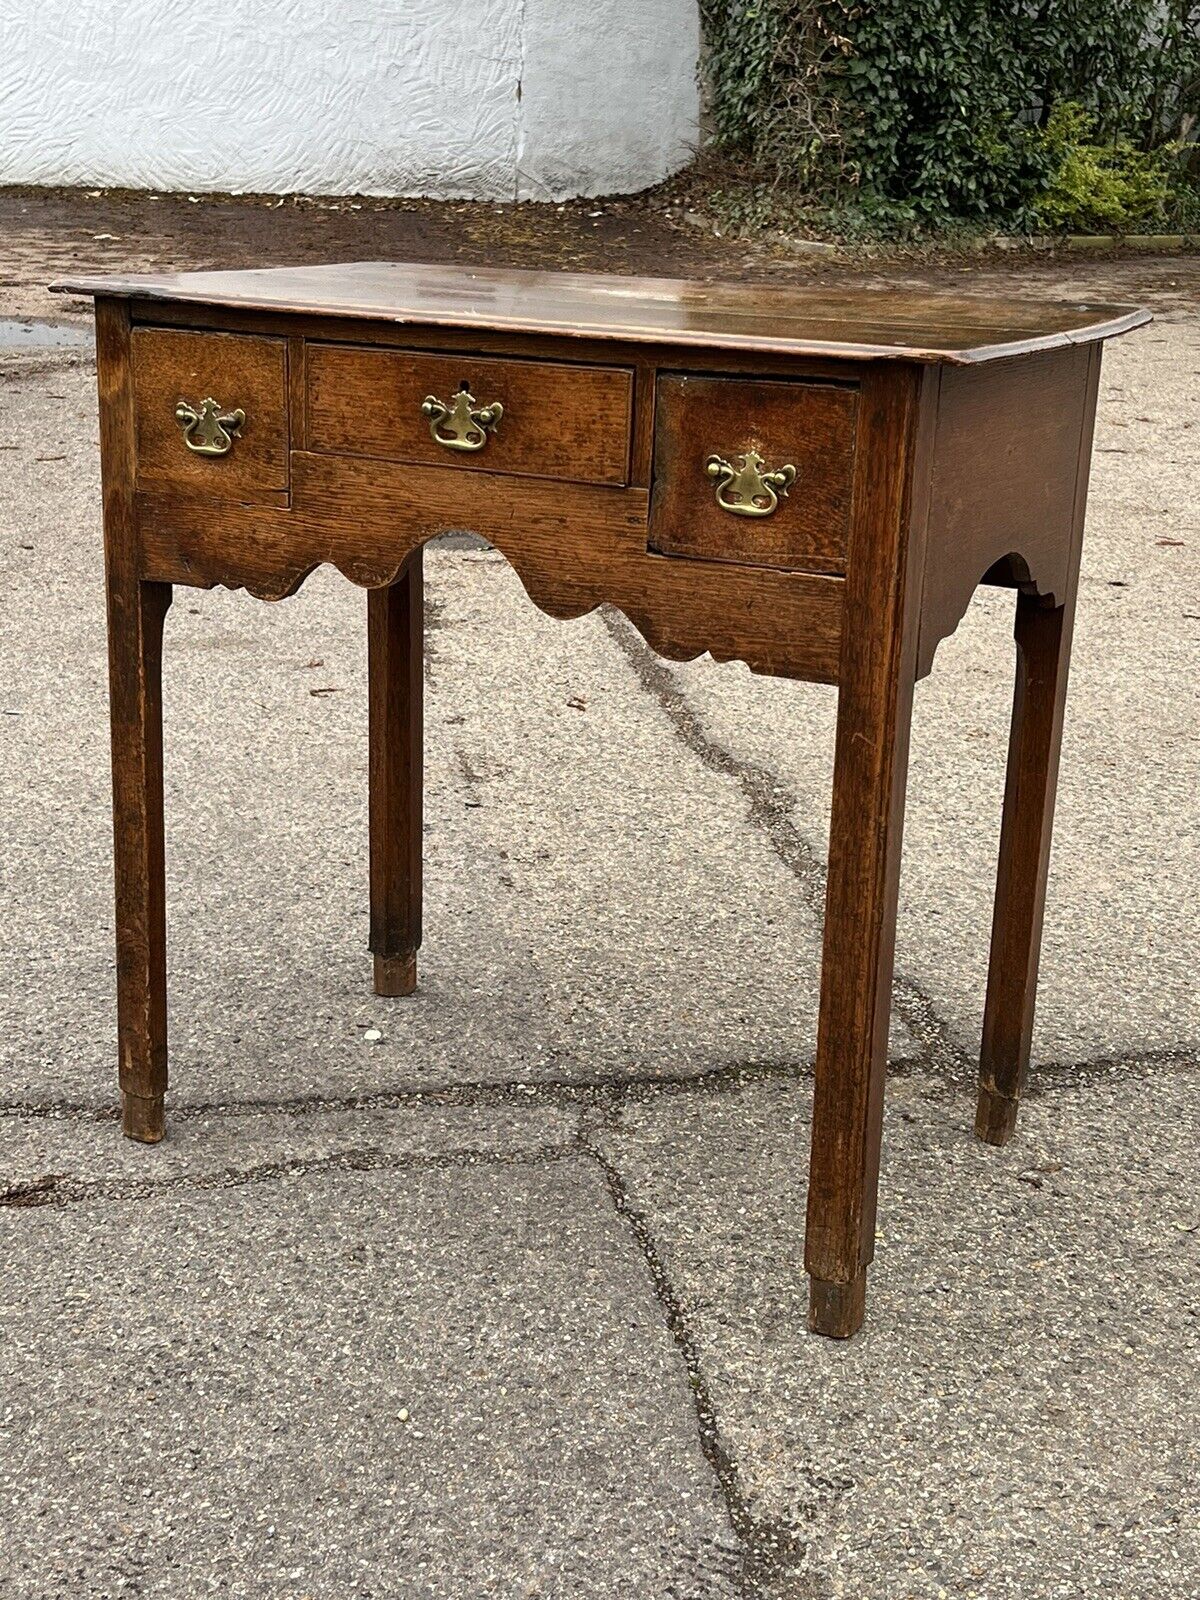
[50,269,1152,365]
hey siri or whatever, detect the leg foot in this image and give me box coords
[122,1091,165,1143]
[975,1085,1019,1146]
[374,951,417,997]
[808,1270,867,1339]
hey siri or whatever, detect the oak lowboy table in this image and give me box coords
[57,263,1147,1337]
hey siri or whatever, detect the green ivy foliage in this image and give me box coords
[700,0,1200,233]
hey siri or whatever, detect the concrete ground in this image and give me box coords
[0,193,1197,1599]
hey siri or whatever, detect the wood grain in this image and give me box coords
[135,452,846,683]
[99,299,172,1144]
[55,261,1150,365]
[916,343,1096,677]
[649,373,857,574]
[804,360,937,1337]
[131,327,289,502]
[307,343,633,486]
[368,559,424,999]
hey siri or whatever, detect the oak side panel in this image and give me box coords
[916,343,1096,676]
[976,341,1102,1142]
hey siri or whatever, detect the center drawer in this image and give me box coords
[305,344,634,486]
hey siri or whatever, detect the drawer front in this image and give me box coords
[131,329,288,501]
[306,344,633,486]
[649,374,858,575]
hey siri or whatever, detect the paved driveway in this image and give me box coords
[0,206,1197,1597]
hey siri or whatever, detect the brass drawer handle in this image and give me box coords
[175,397,246,457]
[706,450,797,518]
[421,387,503,452]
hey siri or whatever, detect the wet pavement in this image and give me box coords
[3,183,1199,325]
[0,317,92,352]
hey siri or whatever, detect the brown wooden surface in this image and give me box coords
[125,297,901,387]
[368,560,424,999]
[916,343,1098,676]
[135,451,846,683]
[804,361,937,1337]
[975,344,1100,1145]
[307,343,633,486]
[98,299,172,1145]
[649,373,857,574]
[55,261,1149,365]
[131,327,289,502]
[80,275,1145,1337]
[977,596,1076,1145]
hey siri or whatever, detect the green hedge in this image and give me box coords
[700,1,1200,233]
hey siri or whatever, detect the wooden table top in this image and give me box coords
[55,262,1148,366]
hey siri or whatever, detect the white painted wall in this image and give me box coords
[0,0,699,200]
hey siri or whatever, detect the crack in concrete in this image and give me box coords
[0,1059,824,1127]
[579,1133,811,1597]
[595,607,1200,1594]
[0,1059,811,1126]
[0,1140,578,1210]
[0,1045,1193,1130]
[0,1111,810,1588]
[7,1035,1188,1587]
[599,612,1199,1085]
[600,608,974,1086]
[3,596,1192,1598]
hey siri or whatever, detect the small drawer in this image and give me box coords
[649,374,858,575]
[306,344,633,487]
[131,328,289,502]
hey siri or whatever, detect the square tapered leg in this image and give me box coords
[977,592,1075,1145]
[368,556,424,997]
[804,366,930,1337]
[107,574,171,1143]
